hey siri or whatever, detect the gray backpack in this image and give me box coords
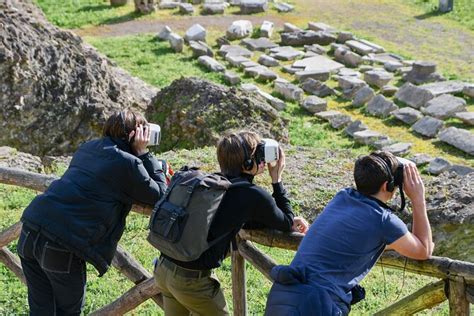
[147,166,251,262]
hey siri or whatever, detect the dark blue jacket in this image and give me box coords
[21,137,167,276]
[265,265,344,316]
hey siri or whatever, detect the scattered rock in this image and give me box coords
[411,116,444,138]
[454,112,474,126]
[198,56,226,72]
[280,30,336,46]
[427,158,452,175]
[438,127,474,156]
[219,45,253,57]
[369,53,404,65]
[403,61,444,84]
[168,33,184,52]
[189,40,213,57]
[391,107,423,125]
[463,84,474,98]
[216,36,231,47]
[421,94,466,120]
[283,22,302,33]
[364,69,394,88]
[260,20,274,38]
[201,2,225,14]
[239,0,268,13]
[346,40,376,55]
[178,2,194,14]
[244,66,278,81]
[300,96,327,114]
[352,86,375,107]
[224,71,240,85]
[304,44,327,55]
[338,76,367,99]
[0,146,44,173]
[337,68,362,78]
[274,79,304,102]
[300,79,336,97]
[293,55,344,72]
[409,153,433,166]
[334,46,363,68]
[295,70,330,83]
[282,65,302,74]
[241,37,278,51]
[353,130,390,146]
[157,25,173,41]
[159,1,179,9]
[381,85,398,97]
[449,165,474,176]
[395,82,435,109]
[225,54,249,67]
[384,61,403,72]
[270,46,304,61]
[239,60,260,69]
[147,77,289,151]
[336,31,354,43]
[344,120,369,137]
[358,39,385,53]
[306,22,334,32]
[274,2,294,12]
[420,81,468,97]
[185,24,206,43]
[329,114,352,129]
[315,110,342,121]
[366,95,398,118]
[382,142,412,156]
[255,90,286,111]
[258,54,279,67]
[227,20,253,40]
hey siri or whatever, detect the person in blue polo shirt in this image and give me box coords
[265,151,434,316]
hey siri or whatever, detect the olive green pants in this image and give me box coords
[154,259,229,316]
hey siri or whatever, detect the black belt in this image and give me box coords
[160,257,211,279]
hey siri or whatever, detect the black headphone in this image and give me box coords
[237,134,254,171]
[370,153,395,192]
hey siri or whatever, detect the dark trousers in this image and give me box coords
[17,224,87,316]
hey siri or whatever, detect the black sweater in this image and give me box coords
[164,173,295,270]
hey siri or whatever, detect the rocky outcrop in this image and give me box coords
[146,77,289,151]
[0,0,158,156]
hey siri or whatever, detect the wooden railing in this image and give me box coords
[1,166,473,315]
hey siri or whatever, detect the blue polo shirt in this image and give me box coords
[290,188,408,307]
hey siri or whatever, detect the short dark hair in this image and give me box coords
[354,151,399,195]
[217,131,261,177]
[102,110,148,139]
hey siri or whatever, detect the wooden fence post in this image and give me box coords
[232,240,247,316]
[0,247,25,284]
[448,276,470,316]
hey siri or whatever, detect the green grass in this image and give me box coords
[34,0,139,29]
[86,34,225,88]
[410,0,474,30]
[0,184,454,315]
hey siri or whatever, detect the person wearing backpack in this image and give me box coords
[150,131,309,316]
[17,110,170,315]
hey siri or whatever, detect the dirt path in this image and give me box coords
[74,0,474,78]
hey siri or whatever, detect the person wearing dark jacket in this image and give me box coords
[18,110,168,315]
[154,131,309,315]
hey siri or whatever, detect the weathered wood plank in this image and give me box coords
[0,166,57,192]
[0,247,26,284]
[237,239,277,281]
[448,276,470,316]
[89,277,159,316]
[374,280,447,315]
[0,222,22,248]
[112,245,163,308]
[232,249,247,316]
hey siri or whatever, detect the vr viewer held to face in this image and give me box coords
[18,110,170,316]
[265,151,434,316]
[148,131,308,316]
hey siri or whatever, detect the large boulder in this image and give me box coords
[146,77,289,151]
[0,1,158,156]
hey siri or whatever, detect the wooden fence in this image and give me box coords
[1,166,473,315]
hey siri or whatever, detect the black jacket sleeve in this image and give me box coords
[125,153,167,205]
[245,182,295,232]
